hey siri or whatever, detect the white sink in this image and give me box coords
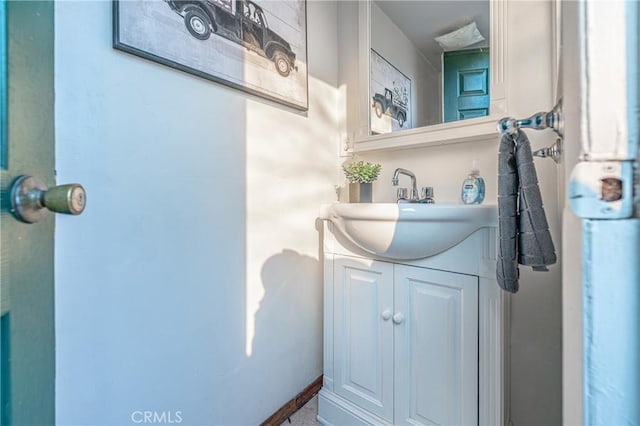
[320,203,498,260]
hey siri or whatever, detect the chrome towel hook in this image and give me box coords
[532,139,562,164]
[497,98,563,137]
[497,99,563,163]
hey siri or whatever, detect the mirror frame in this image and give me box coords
[353,0,508,152]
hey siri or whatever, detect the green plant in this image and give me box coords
[342,161,382,184]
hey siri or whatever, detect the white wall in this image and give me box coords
[370,3,440,127]
[54,1,339,424]
[560,2,584,424]
[351,2,563,425]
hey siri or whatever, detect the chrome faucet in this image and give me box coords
[392,168,419,202]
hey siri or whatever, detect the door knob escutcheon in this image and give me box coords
[10,175,86,223]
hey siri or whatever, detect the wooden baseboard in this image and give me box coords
[261,375,323,426]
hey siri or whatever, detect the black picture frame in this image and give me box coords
[113,0,308,111]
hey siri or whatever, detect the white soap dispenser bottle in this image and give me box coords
[461,160,485,204]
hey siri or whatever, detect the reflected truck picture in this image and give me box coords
[372,88,408,128]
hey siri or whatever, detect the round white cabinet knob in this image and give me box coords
[392,312,405,324]
[381,310,392,321]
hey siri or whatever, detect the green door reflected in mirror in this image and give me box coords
[443,49,490,123]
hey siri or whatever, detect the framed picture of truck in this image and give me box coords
[113,0,308,111]
[370,49,411,134]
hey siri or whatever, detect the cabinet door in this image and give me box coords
[394,265,478,426]
[334,256,394,422]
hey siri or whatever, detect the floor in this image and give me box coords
[279,395,320,426]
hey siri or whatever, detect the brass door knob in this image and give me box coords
[10,175,86,223]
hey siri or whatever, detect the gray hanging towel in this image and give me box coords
[497,130,557,293]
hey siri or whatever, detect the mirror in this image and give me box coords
[354,0,507,150]
[369,1,490,135]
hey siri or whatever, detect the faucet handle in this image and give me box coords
[397,187,408,201]
[421,187,434,198]
[420,187,435,204]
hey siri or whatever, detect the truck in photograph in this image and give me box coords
[165,0,298,77]
[372,88,408,127]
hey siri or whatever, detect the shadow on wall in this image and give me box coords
[211,248,322,425]
[252,249,322,403]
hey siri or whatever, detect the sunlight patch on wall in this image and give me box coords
[244,75,339,356]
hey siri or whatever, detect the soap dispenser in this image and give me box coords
[461,160,485,204]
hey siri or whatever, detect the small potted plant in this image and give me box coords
[342,160,382,203]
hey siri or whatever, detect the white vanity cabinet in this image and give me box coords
[319,220,507,426]
[332,257,394,422]
[331,256,478,425]
[393,264,478,426]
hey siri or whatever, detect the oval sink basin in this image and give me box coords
[320,203,498,260]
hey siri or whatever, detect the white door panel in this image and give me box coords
[394,265,478,426]
[333,257,394,422]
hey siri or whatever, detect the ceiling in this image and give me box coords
[375,0,490,71]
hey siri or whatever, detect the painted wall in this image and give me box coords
[370,2,440,128]
[348,2,563,425]
[54,1,339,424]
[560,1,584,424]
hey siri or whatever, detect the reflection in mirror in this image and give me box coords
[369,1,490,135]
